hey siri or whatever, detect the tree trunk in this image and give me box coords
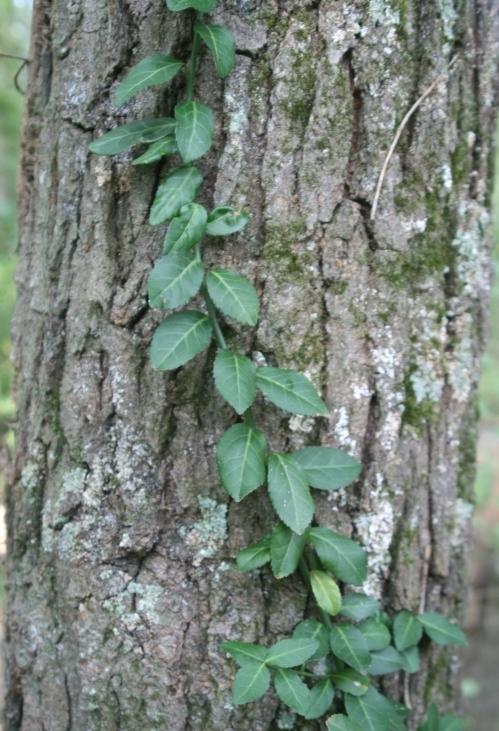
[6,1,498,729]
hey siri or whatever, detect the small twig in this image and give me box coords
[370,55,459,221]
[0,52,30,62]
[0,52,30,95]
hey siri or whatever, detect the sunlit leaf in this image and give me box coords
[310,571,342,617]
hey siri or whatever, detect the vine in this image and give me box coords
[89,2,468,729]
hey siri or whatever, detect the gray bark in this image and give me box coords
[6,1,499,729]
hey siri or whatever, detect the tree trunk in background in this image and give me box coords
[6,1,499,729]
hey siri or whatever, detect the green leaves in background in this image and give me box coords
[267,453,314,534]
[206,269,259,325]
[266,638,318,668]
[150,311,212,370]
[292,620,330,660]
[293,447,361,490]
[368,646,403,675]
[164,203,207,253]
[166,0,216,10]
[400,645,420,673]
[256,367,328,416]
[236,535,271,572]
[195,23,236,78]
[418,708,465,731]
[132,136,177,165]
[340,593,380,622]
[114,54,183,105]
[393,611,423,651]
[213,350,256,414]
[331,669,369,697]
[329,624,371,671]
[206,206,250,236]
[326,715,363,731]
[310,571,342,617]
[274,668,310,715]
[345,687,406,731]
[233,662,270,704]
[216,423,267,501]
[150,166,203,225]
[147,252,203,309]
[175,100,214,162]
[358,618,391,651]
[418,613,468,647]
[309,527,367,585]
[89,118,176,155]
[270,522,308,579]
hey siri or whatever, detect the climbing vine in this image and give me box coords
[89,1,468,728]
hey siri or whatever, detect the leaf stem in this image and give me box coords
[202,283,227,349]
[185,22,201,101]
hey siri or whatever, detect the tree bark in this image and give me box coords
[6,1,499,729]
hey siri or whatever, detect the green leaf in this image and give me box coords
[440,715,465,731]
[175,100,214,163]
[418,705,440,731]
[164,203,208,253]
[270,522,308,579]
[233,662,270,705]
[236,535,271,572]
[149,311,212,370]
[326,715,363,731]
[309,527,367,585]
[166,0,215,10]
[273,668,311,716]
[400,645,420,673]
[345,687,406,731]
[292,620,330,660]
[222,641,268,666]
[310,570,342,617]
[358,618,391,651]
[418,612,468,647]
[206,269,259,325]
[147,252,203,309]
[213,350,256,415]
[340,593,380,622]
[206,206,250,236]
[368,646,403,675]
[195,23,236,78]
[114,54,183,105]
[293,447,361,490]
[132,136,178,165]
[256,367,328,417]
[150,166,203,225]
[266,638,318,668]
[305,679,334,720]
[216,424,267,501]
[89,118,176,155]
[331,669,369,697]
[267,453,314,535]
[329,624,371,671]
[393,611,423,651]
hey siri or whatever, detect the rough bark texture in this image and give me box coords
[6,1,499,729]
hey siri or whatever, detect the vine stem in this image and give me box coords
[185,19,201,101]
[202,284,227,349]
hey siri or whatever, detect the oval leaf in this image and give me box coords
[175,100,214,163]
[305,679,334,720]
[195,23,236,78]
[345,687,406,731]
[368,646,403,676]
[206,269,259,325]
[270,522,308,579]
[358,618,391,651]
[89,118,176,155]
[310,571,342,617]
[148,252,204,309]
[340,593,380,622]
[222,641,267,666]
[164,203,208,253]
[114,54,183,105]
[149,311,212,370]
[132,136,177,165]
[206,206,250,236]
[216,424,267,501]
[331,669,370,697]
[273,668,311,716]
[309,527,367,586]
[293,447,361,490]
[267,453,314,535]
[213,350,257,415]
[418,612,468,647]
[326,715,363,731]
[150,166,203,225]
[329,624,371,671]
[400,645,420,674]
[292,620,330,660]
[256,367,328,417]
[167,0,216,10]
[266,638,318,669]
[233,662,270,705]
[393,611,423,651]
[236,535,271,572]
